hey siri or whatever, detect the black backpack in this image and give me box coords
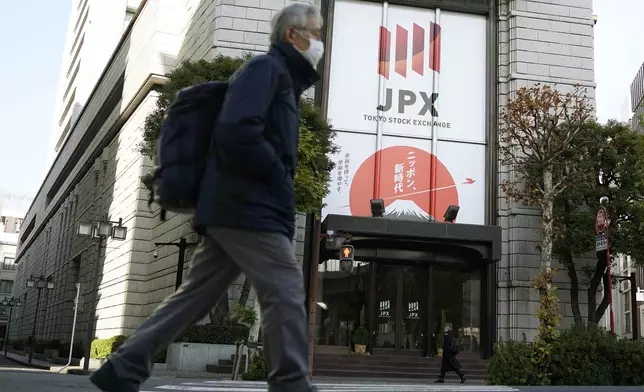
[151,55,293,220]
[451,338,460,355]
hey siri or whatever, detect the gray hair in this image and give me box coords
[270,3,323,45]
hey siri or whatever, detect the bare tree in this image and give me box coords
[499,84,593,350]
[500,84,593,276]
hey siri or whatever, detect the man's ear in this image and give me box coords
[284,26,297,46]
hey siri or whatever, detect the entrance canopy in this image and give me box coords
[320,214,501,266]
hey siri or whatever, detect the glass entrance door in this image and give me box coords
[374,265,397,349]
[401,267,425,351]
[372,265,426,355]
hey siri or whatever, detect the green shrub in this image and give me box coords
[11,340,25,351]
[242,349,268,381]
[60,341,84,358]
[550,327,644,386]
[91,335,127,359]
[549,327,614,385]
[486,339,535,385]
[48,339,62,350]
[34,340,49,354]
[487,327,644,386]
[351,327,369,345]
[610,338,644,385]
[177,325,249,345]
[154,349,167,363]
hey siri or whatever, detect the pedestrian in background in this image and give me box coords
[436,325,466,384]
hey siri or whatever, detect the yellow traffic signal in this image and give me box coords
[340,245,354,261]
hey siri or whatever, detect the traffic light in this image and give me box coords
[339,245,354,273]
[339,245,354,262]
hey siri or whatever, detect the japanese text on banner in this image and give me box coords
[394,162,404,194]
[406,151,416,191]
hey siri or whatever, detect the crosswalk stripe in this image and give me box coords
[188,382,511,391]
[149,381,518,392]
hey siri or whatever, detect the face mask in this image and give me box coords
[295,31,325,68]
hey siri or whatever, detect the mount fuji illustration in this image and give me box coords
[383,199,434,221]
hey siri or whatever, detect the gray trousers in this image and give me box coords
[109,227,311,392]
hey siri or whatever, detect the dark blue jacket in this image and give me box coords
[194,42,320,239]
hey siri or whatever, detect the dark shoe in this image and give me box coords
[460,377,467,384]
[89,360,139,392]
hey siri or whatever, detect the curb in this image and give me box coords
[66,368,92,376]
[3,355,51,371]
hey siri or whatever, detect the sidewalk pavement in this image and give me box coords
[3,352,228,378]
[4,352,52,370]
[145,381,518,391]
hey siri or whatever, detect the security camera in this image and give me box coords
[153,247,159,259]
[600,196,609,205]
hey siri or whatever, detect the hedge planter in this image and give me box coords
[351,327,369,355]
[44,349,59,360]
[166,343,237,372]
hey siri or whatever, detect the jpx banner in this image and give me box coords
[324,0,487,224]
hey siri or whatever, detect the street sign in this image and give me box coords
[637,289,644,303]
[595,208,608,233]
[595,233,608,252]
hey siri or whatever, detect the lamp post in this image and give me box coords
[25,276,55,364]
[2,297,22,356]
[154,238,199,290]
[614,273,639,341]
[77,217,128,370]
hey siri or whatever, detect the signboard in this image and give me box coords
[595,208,608,233]
[636,289,644,303]
[323,0,487,224]
[595,233,608,252]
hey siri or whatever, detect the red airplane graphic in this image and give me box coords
[463,178,475,184]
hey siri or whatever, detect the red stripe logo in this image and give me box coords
[378,22,441,79]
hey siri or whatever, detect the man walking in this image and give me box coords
[435,325,466,384]
[90,4,323,392]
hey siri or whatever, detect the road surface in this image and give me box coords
[1,360,643,392]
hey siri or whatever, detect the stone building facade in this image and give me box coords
[13,0,599,351]
[496,0,598,341]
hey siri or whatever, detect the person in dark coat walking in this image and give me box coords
[89,3,324,392]
[436,325,466,383]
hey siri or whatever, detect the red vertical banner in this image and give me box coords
[395,25,408,78]
[429,22,441,73]
[377,26,391,79]
[373,150,382,199]
[412,23,425,76]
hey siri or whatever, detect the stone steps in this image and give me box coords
[312,353,488,381]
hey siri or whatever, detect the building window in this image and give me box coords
[2,257,15,270]
[0,280,13,294]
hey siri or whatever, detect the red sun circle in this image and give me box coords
[349,146,458,220]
